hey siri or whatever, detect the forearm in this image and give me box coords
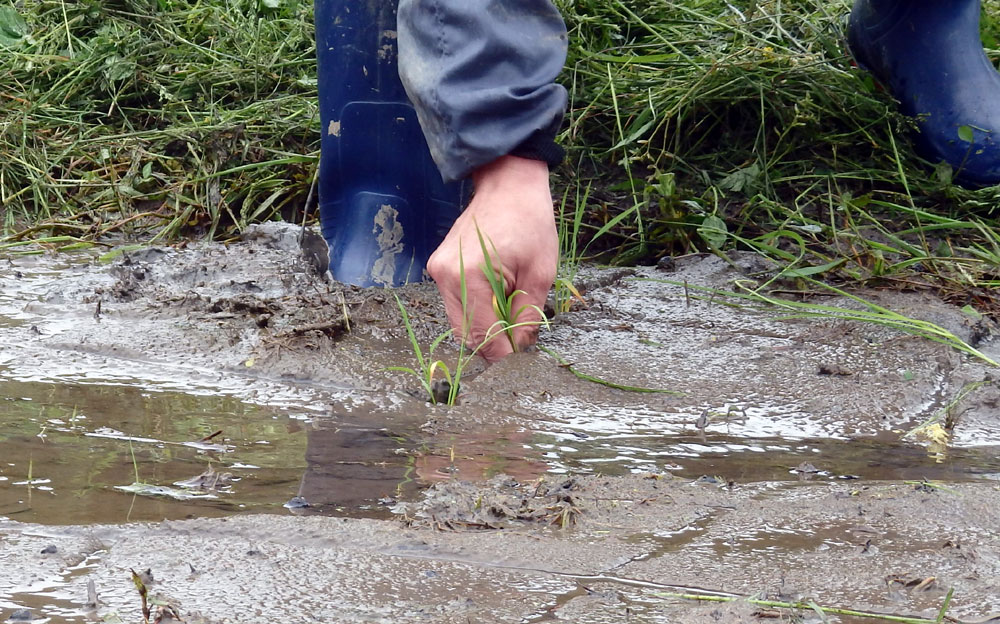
[397,0,568,182]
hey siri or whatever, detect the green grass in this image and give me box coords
[554,0,1000,317]
[652,587,955,624]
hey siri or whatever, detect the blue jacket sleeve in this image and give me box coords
[397,0,568,182]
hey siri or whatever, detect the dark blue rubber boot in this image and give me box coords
[314,0,467,287]
[848,0,1000,186]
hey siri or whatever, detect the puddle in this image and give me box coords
[531,429,1000,482]
[0,379,312,524]
[4,374,999,529]
[0,379,549,526]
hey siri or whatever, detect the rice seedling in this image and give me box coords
[390,234,550,405]
[386,292,464,406]
[475,226,550,353]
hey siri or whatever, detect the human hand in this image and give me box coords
[427,155,558,362]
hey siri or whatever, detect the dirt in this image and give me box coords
[2,222,1000,623]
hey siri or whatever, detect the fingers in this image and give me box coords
[429,252,512,363]
[508,269,552,352]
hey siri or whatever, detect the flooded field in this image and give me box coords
[2,225,999,623]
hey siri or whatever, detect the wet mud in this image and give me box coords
[2,223,1000,623]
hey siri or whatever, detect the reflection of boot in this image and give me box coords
[296,420,411,512]
[848,0,1000,185]
[314,0,467,286]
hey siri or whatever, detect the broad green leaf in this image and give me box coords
[0,5,28,48]
[958,125,974,143]
[934,160,953,186]
[718,163,760,193]
[698,214,728,249]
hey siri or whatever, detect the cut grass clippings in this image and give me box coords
[539,345,682,394]
[654,587,959,624]
[4,0,1000,327]
[1,0,318,244]
[555,0,1000,321]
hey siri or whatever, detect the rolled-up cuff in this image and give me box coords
[510,130,565,170]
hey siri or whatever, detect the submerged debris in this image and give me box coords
[174,465,234,492]
[394,475,583,531]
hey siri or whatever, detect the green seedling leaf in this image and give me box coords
[99,245,147,263]
[429,328,454,353]
[957,125,974,143]
[0,5,29,48]
[698,215,728,250]
[960,304,982,320]
[935,588,954,623]
[933,161,953,186]
[476,224,520,351]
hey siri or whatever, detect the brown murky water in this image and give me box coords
[4,377,999,528]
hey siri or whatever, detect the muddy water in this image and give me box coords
[3,374,1000,528]
[0,379,310,524]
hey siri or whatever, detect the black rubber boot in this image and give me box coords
[848,0,1000,186]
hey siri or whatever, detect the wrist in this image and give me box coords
[471,155,550,193]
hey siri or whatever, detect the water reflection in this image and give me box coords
[293,410,548,514]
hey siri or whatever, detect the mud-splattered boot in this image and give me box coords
[848,0,1000,186]
[314,0,466,287]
